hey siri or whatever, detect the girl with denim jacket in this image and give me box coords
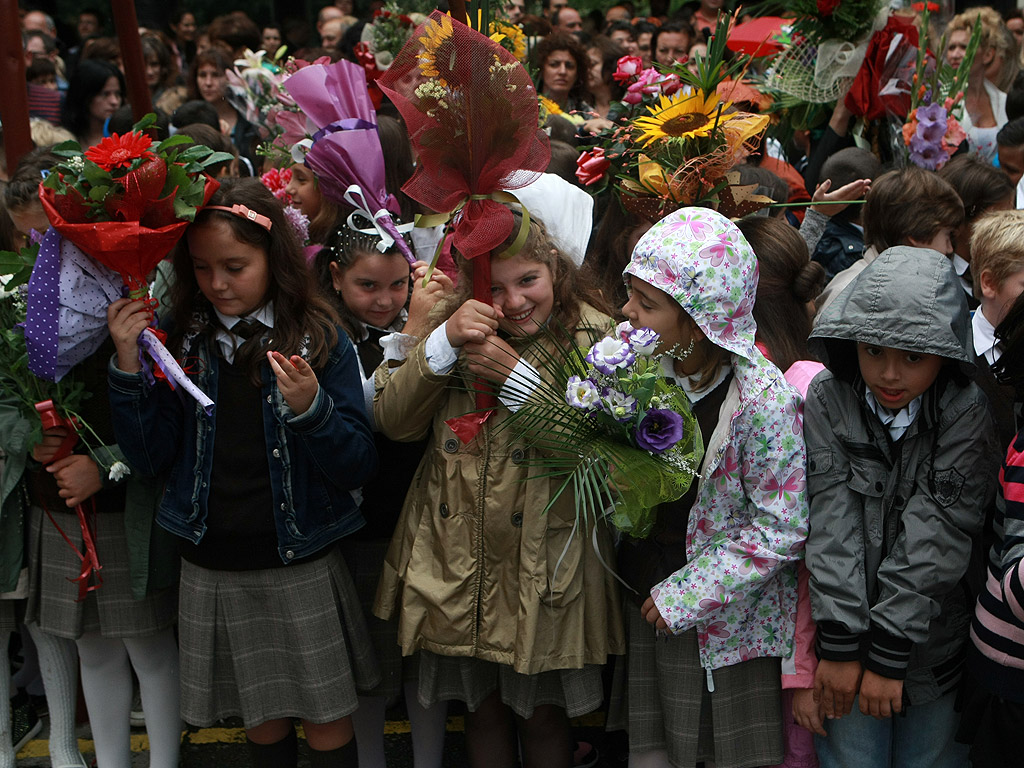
[107,178,377,768]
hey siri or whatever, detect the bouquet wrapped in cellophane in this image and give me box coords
[499,322,703,539]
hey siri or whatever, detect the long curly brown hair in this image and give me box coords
[168,178,340,383]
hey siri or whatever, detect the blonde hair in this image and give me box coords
[971,210,1024,298]
[948,7,1010,59]
[29,118,74,147]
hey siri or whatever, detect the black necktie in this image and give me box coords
[229,318,267,369]
[357,326,387,378]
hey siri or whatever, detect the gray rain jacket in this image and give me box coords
[804,246,997,705]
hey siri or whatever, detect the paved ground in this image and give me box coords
[16,709,622,766]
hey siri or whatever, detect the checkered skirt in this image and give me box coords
[606,600,784,768]
[25,505,176,638]
[178,545,381,728]
[417,650,604,719]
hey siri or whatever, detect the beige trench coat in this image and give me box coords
[372,305,625,674]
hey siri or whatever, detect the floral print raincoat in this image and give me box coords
[624,207,809,674]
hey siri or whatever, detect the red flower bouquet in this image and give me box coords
[39,114,230,295]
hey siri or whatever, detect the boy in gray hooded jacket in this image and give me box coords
[804,246,997,768]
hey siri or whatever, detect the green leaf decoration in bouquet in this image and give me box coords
[498,321,703,539]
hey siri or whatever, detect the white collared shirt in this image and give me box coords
[864,390,922,441]
[951,253,973,299]
[214,302,275,364]
[972,307,1001,366]
[660,355,732,404]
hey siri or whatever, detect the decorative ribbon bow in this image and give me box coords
[342,184,416,264]
[414,190,532,287]
[34,400,103,602]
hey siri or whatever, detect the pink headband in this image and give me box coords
[205,204,273,231]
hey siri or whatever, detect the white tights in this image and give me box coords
[75,628,180,768]
[26,623,85,768]
[349,680,448,768]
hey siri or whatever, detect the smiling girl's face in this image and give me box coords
[490,253,555,337]
[284,165,322,219]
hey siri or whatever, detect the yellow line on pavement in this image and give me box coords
[19,712,604,756]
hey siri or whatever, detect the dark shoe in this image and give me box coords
[11,695,42,754]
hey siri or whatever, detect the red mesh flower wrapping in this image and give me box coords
[377,11,550,261]
[39,173,218,290]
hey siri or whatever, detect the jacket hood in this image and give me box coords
[623,207,759,361]
[809,246,975,379]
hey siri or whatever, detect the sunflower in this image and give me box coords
[489,20,526,61]
[417,13,453,78]
[633,90,727,147]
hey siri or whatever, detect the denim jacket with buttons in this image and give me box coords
[107,327,377,564]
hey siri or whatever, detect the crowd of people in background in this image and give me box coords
[6,1,1024,768]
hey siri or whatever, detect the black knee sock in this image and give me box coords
[307,737,358,768]
[246,727,298,768]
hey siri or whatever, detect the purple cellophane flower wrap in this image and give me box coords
[285,59,414,263]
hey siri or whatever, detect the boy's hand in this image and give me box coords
[857,669,903,719]
[405,263,453,339]
[268,351,319,415]
[446,300,500,347]
[793,687,827,736]
[464,335,520,386]
[641,593,669,630]
[811,178,871,217]
[107,298,151,373]
[32,428,69,464]
[47,454,102,507]
[814,659,863,719]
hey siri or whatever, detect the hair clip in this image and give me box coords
[206,204,273,231]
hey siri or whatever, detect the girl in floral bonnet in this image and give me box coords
[612,206,809,768]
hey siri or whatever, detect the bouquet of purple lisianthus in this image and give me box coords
[500,322,702,539]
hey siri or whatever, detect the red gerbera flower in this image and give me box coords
[84,132,155,172]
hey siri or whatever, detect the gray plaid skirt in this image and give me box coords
[607,601,784,768]
[25,505,176,639]
[178,546,381,729]
[417,650,604,719]
[0,600,14,634]
[337,537,406,701]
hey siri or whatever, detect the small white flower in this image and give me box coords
[108,461,131,482]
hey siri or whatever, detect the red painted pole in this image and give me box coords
[0,0,33,175]
[111,0,153,123]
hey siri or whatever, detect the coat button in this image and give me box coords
[280,502,287,511]
[894,495,905,506]
[439,503,450,518]
[511,448,525,464]
[874,481,884,492]
[285,550,295,560]
[809,460,816,471]
[272,448,281,458]
[267,395,272,403]
[443,438,459,453]
[511,512,523,527]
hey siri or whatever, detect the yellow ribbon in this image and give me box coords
[413,190,531,287]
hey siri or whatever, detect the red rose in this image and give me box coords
[816,0,841,15]
[575,148,611,187]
